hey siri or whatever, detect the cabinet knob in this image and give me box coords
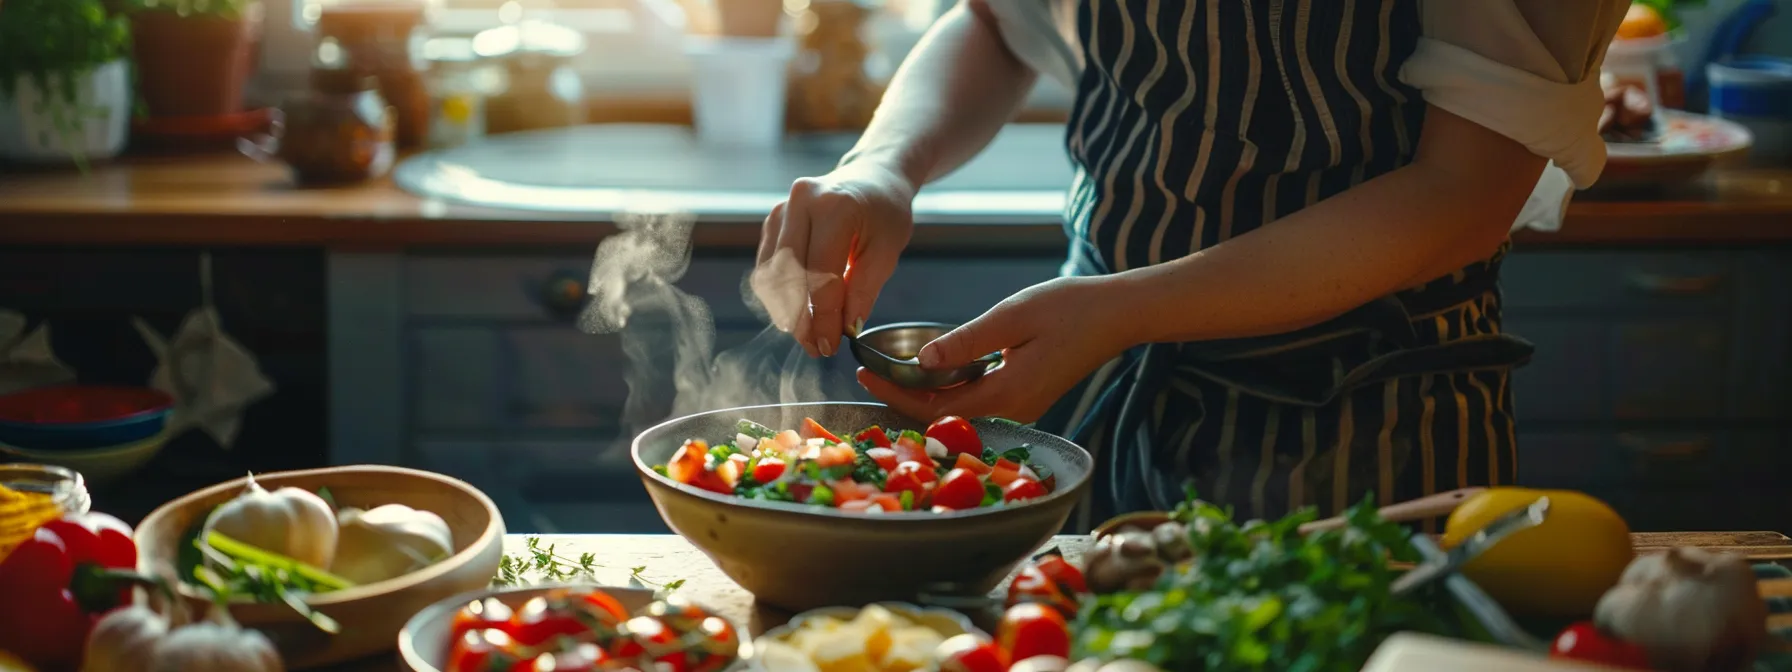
[534,269,590,319]
[1625,271,1726,296]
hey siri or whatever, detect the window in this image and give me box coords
[257,0,955,96]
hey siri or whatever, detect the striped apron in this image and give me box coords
[1031,0,1537,531]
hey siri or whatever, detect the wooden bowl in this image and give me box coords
[398,584,753,672]
[633,402,1093,613]
[135,465,506,670]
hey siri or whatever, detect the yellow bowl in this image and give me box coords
[0,432,169,489]
[135,465,506,669]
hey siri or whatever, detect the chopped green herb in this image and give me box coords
[651,464,669,477]
[735,419,777,440]
[852,452,887,489]
[980,447,1000,465]
[809,483,835,507]
[1000,445,1032,463]
[981,482,1003,507]
[898,490,915,511]
[897,429,924,445]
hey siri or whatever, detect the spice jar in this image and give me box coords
[242,68,396,186]
[0,463,91,516]
[474,20,587,134]
[786,0,884,132]
[315,1,431,148]
[423,36,492,148]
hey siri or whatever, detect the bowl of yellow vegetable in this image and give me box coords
[135,465,507,669]
[752,603,985,672]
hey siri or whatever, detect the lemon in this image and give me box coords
[1617,3,1668,40]
[1442,487,1634,619]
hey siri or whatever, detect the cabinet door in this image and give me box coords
[1516,430,1787,532]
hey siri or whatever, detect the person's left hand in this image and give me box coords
[857,275,1136,423]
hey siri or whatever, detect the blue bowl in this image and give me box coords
[0,386,174,450]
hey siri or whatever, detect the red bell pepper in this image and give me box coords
[0,512,144,670]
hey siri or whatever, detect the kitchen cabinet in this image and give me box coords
[332,246,1792,534]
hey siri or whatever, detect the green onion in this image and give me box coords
[204,531,356,591]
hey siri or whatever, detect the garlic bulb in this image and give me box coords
[81,606,170,672]
[329,504,454,585]
[1592,547,1767,672]
[202,475,338,568]
[148,605,284,672]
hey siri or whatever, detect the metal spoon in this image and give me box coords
[847,320,1002,390]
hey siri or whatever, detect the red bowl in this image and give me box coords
[0,385,173,425]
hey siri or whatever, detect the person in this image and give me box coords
[751,0,1631,529]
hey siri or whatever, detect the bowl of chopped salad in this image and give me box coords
[632,402,1092,613]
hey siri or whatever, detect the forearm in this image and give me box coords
[838,1,1038,188]
[1110,108,1546,345]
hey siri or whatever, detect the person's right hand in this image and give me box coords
[751,159,917,358]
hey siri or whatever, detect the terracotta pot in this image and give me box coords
[130,4,263,119]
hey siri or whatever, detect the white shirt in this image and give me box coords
[981,0,1631,232]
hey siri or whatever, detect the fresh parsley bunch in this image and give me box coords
[1071,491,1459,671]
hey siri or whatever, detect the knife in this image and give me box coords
[1391,496,1551,595]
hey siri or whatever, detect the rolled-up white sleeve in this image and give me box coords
[1399,0,1629,230]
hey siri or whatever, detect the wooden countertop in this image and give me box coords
[1,152,1789,250]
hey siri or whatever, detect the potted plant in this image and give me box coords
[125,0,263,120]
[0,0,134,166]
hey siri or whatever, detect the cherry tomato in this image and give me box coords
[0,528,88,669]
[1004,478,1049,503]
[935,633,1009,672]
[521,643,610,672]
[925,416,984,457]
[854,426,892,448]
[750,458,786,483]
[579,589,630,625]
[883,462,933,500]
[953,452,993,476]
[1550,622,1653,670]
[932,469,986,510]
[988,459,1023,488]
[865,447,899,472]
[1006,554,1087,618]
[800,417,843,443]
[997,603,1071,662]
[892,434,936,470]
[446,629,524,672]
[509,595,590,647]
[449,597,516,644]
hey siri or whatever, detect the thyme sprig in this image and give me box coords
[494,536,685,594]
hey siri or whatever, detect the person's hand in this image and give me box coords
[751,160,917,358]
[857,276,1136,423]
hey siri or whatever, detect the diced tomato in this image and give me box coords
[830,480,877,505]
[884,462,933,500]
[666,440,709,483]
[771,430,803,450]
[925,416,984,457]
[1005,554,1086,618]
[816,444,857,468]
[854,426,893,448]
[800,417,843,443]
[841,500,878,513]
[866,447,899,472]
[997,603,1071,662]
[509,595,590,647]
[1004,478,1048,502]
[446,629,523,672]
[953,453,993,476]
[933,469,986,510]
[935,633,1009,672]
[841,493,901,513]
[892,434,936,469]
[578,589,630,626]
[717,454,749,487]
[751,458,786,483]
[449,597,514,644]
[988,459,1023,488]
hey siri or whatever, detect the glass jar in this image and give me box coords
[474,20,587,134]
[0,463,92,516]
[246,68,397,185]
[423,36,491,149]
[315,1,432,149]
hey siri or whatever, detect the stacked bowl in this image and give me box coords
[0,385,175,487]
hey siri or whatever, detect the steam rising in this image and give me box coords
[579,212,856,448]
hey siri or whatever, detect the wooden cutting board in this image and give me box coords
[1364,633,1631,672]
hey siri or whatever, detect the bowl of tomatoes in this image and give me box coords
[632,402,1093,613]
[398,584,751,672]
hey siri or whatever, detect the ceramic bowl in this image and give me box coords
[135,465,506,669]
[752,602,985,672]
[398,584,753,672]
[0,432,171,489]
[633,402,1092,612]
[0,385,172,450]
